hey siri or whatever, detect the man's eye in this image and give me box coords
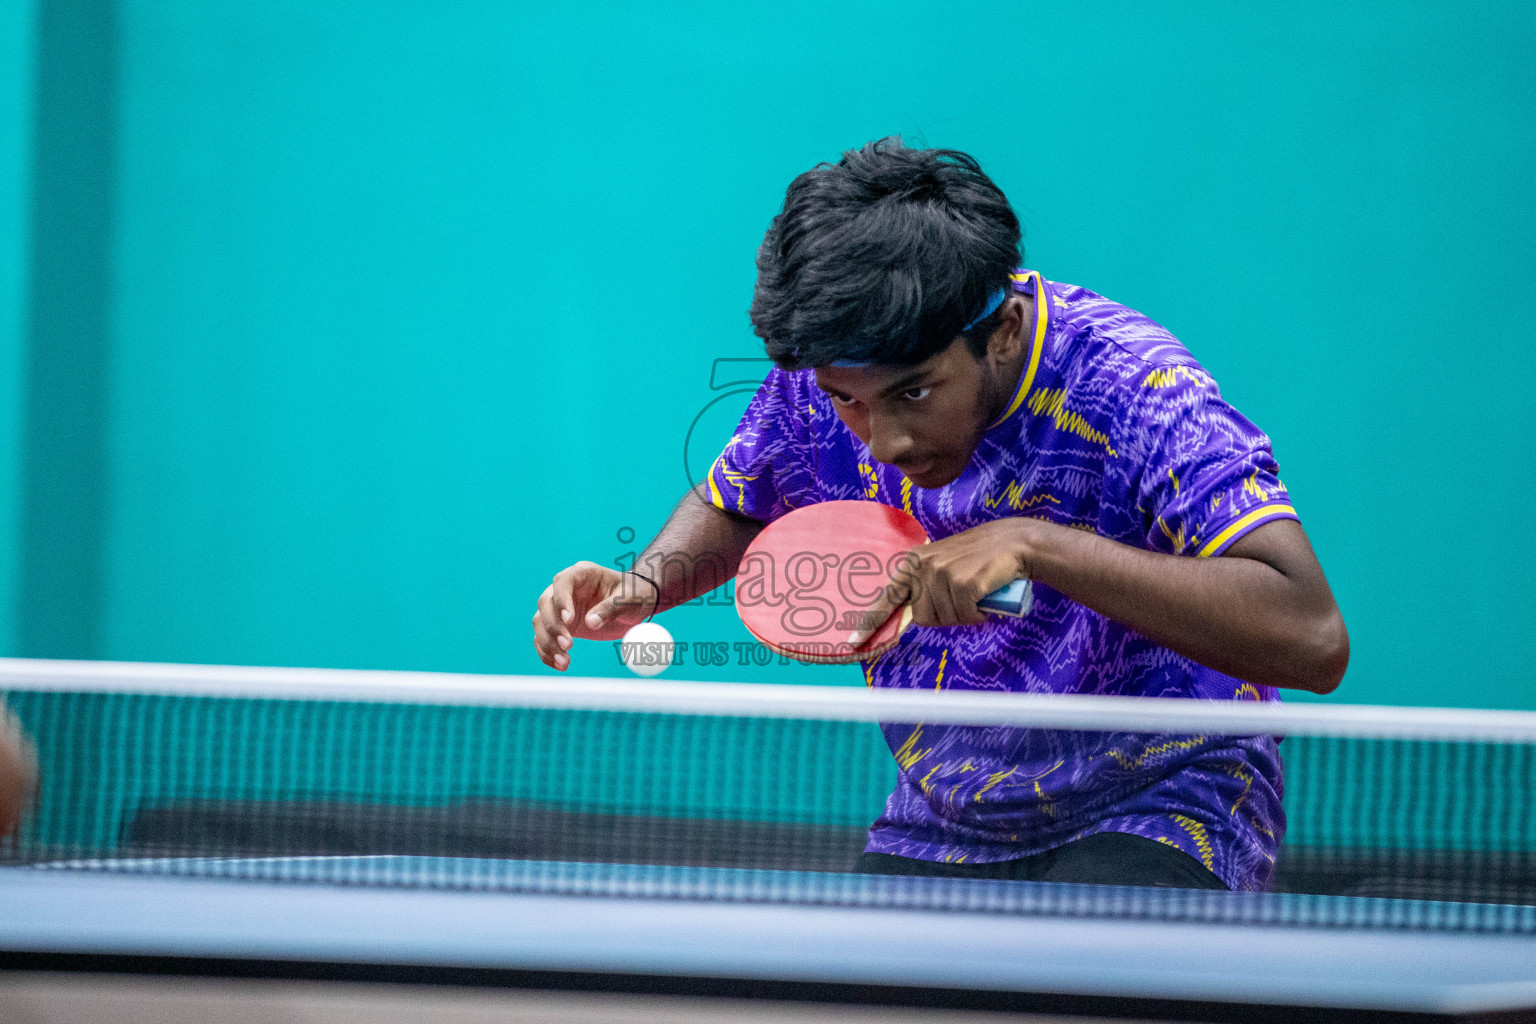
[901,387,932,402]
[830,393,858,407]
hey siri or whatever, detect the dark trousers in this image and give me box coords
[856,831,1227,890]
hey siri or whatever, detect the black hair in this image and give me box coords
[750,137,1022,370]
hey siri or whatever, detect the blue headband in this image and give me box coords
[828,288,1009,368]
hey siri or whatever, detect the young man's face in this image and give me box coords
[813,296,1029,490]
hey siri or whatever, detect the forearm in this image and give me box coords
[1018,519,1348,693]
[634,487,764,614]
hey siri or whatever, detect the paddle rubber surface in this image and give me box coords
[735,501,923,664]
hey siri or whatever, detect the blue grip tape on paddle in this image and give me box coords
[978,579,1034,618]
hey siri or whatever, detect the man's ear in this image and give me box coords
[985,295,1027,368]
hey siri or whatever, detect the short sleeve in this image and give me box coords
[1117,365,1298,558]
[706,369,817,522]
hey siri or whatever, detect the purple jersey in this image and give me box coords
[709,271,1297,891]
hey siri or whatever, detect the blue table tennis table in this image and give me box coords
[3,856,1536,1022]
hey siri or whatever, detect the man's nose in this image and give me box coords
[866,412,917,466]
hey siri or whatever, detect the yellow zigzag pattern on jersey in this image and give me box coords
[1103,735,1208,770]
[984,482,1061,512]
[1156,515,1189,555]
[706,452,758,513]
[1172,814,1216,870]
[720,468,758,512]
[973,766,1018,804]
[942,760,981,814]
[900,475,913,515]
[892,727,931,772]
[1143,365,1206,389]
[1031,759,1064,820]
[1027,388,1118,456]
[1220,760,1256,816]
[1243,470,1273,502]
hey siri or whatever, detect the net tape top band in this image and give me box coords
[2,658,1534,744]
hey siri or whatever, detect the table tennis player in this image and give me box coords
[532,137,1349,892]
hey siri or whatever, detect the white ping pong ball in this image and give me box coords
[620,621,674,678]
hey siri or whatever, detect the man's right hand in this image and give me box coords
[532,561,658,671]
[0,707,37,839]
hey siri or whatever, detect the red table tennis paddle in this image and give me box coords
[734,500,1032,665]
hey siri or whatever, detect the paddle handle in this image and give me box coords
[978,579,1034,618]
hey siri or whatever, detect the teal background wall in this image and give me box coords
[3,3,1533,707]
[0,0,34,657]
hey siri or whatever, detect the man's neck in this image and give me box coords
[985,288,1038,425]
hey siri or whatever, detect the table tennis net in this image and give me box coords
[2,659,1535,932]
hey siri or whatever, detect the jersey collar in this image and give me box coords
[984,270,1051,431]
